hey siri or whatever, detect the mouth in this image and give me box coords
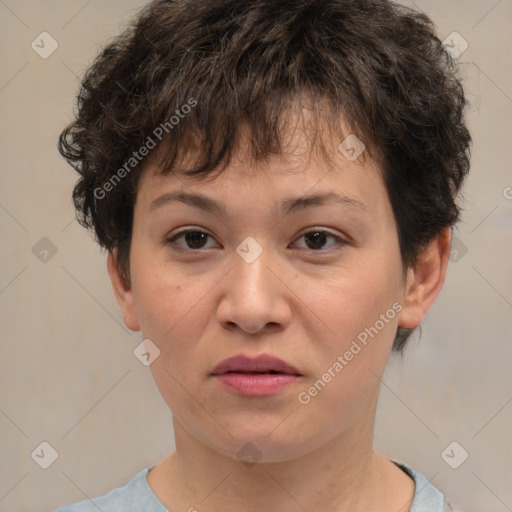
[211,354,301,376]
[221,370,293,374]
[211,354,302,397]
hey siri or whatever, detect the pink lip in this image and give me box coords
[211,354,302,397]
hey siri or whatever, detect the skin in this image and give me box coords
[108,122,451,512]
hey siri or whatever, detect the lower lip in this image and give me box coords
[213,373,301,396]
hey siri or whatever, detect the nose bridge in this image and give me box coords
[232,236,275,301]
[237,248,268,288]
[217,237,291,334]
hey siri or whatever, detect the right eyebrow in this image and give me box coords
[149,192,227,218]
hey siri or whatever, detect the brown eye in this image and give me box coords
[293,230,345,251]
[167,230,218,250]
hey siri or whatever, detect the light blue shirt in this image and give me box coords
[55,462,457,511]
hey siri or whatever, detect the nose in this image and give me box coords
[216,242,292,335]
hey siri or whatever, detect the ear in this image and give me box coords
[397,227,451,329]
[107,252,141,332]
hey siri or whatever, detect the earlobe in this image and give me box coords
[107,252,141,332]
[398,227,451,329]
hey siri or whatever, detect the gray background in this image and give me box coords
[0,1,511,511]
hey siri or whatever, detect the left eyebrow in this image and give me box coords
[148,191,366,217]
[280,192,367,216]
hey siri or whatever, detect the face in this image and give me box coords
[109,127,437,463]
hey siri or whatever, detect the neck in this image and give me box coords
[147,410,414,512]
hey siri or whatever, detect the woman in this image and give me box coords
[56,0,471,510]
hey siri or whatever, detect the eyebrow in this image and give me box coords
[149,191,366,217]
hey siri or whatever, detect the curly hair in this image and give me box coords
[58,0,471,352]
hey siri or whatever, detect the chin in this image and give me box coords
[204,419,323,465]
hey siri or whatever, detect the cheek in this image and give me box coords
[306,261,401,345]
[299,260,403,411]
[132,268,213,409]
[130,279,210,412]
[131,258,206,340]
[296,285,400,436]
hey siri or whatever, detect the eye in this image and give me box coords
[166,229,219,250]
[166,228,345,252]
[292,230,346,251]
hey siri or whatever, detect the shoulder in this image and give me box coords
[55,468,168,512]
[395,462,460,512]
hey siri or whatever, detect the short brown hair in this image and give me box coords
[58,0,471,352]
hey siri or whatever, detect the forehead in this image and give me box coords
[142,97,381,179]
[135,133,388,231]
[137,109,383,200]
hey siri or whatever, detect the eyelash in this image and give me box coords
[166,228,347,253]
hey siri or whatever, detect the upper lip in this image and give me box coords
[211,354,301,376]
